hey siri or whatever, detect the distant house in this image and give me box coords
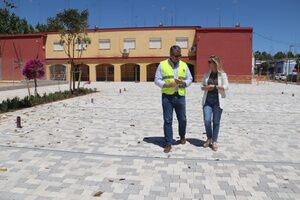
[269,59,297,75]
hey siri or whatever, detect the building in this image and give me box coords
[1,26,253,83]
[0,34,46,81]
[45,26,253,83]
[195,28,252,82]
[269,59,297,75]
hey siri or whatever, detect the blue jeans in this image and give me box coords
[162,93,186,145]
[203,93,223,142]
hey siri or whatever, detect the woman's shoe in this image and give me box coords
[164,145,172,153]
[212,142,218,151]
[203,139,212,148]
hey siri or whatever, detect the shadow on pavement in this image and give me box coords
[187,138,205,147]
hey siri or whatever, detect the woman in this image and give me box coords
[201,55,229,151]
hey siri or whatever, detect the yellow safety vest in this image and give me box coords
[161,59,188,96]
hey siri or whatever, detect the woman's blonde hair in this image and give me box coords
[209,55,224,73]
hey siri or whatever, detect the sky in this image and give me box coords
[4,0,300,54]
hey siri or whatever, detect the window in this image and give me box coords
[53,42,64,51]
[124,38,136,50]
[76,42,87,50]
[176,37,188,49]
[149,38,162,49]
[108,67,114,74]
[99,39,111,50]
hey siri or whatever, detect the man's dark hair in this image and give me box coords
[170,45,181,54]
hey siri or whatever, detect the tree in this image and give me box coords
[274,51,286,60]
[35,23,49,33]
[254,51,262,60]
[254,51,273,61]
[261,51,273,60]
[0,8,34,34]
[35,18,65,33]
[296,58,300,69]
[261,62,270,74]
[22,59,45,96]
[1,0,16,9]
[287,51,294,58]
[38,9,91,91]
[296,59,300,83]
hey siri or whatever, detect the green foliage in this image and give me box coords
[286,51,294,58]
[35,9,89,33]
[0,88,96,113]
[0,96,31,112]
[295,58,300,69]
[261,62,269,72]
[35,23,49,33]
[254,51,273,61]
[0,8,34,34]
[255,51,299,61]
[274,51,286,60]
[52,9,88,33]
[34,9,91,91]
[1,0,16,9]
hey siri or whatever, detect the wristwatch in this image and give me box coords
[214,85,217,90]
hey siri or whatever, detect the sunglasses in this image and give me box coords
[172,54,182,58]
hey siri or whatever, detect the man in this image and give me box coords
[155,45,193,153]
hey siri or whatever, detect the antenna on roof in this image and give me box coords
[65,0,70,9]
[217,8,221,27]
[134,16,138,27]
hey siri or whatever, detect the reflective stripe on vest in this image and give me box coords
[160,59,187,96]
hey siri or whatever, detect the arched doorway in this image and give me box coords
[147,63,159,82]
[187,63,195,82]
[49,64,67,80]
[121,63,140,82]
[96,64,114,81]
[74,64,89,81]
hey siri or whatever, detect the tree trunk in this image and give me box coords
[72,64,77,91]
[34,78,38,96]
[69,61,74,92]
[26,79,31,96]
[73,70,76,91]
[77,70,82,89]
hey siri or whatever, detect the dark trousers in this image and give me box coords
[162,93,187,145]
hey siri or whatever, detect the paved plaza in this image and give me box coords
[0,81,299,200]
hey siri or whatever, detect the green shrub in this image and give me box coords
[0,88,97,113]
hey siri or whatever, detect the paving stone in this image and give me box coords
[0,82,299,200]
